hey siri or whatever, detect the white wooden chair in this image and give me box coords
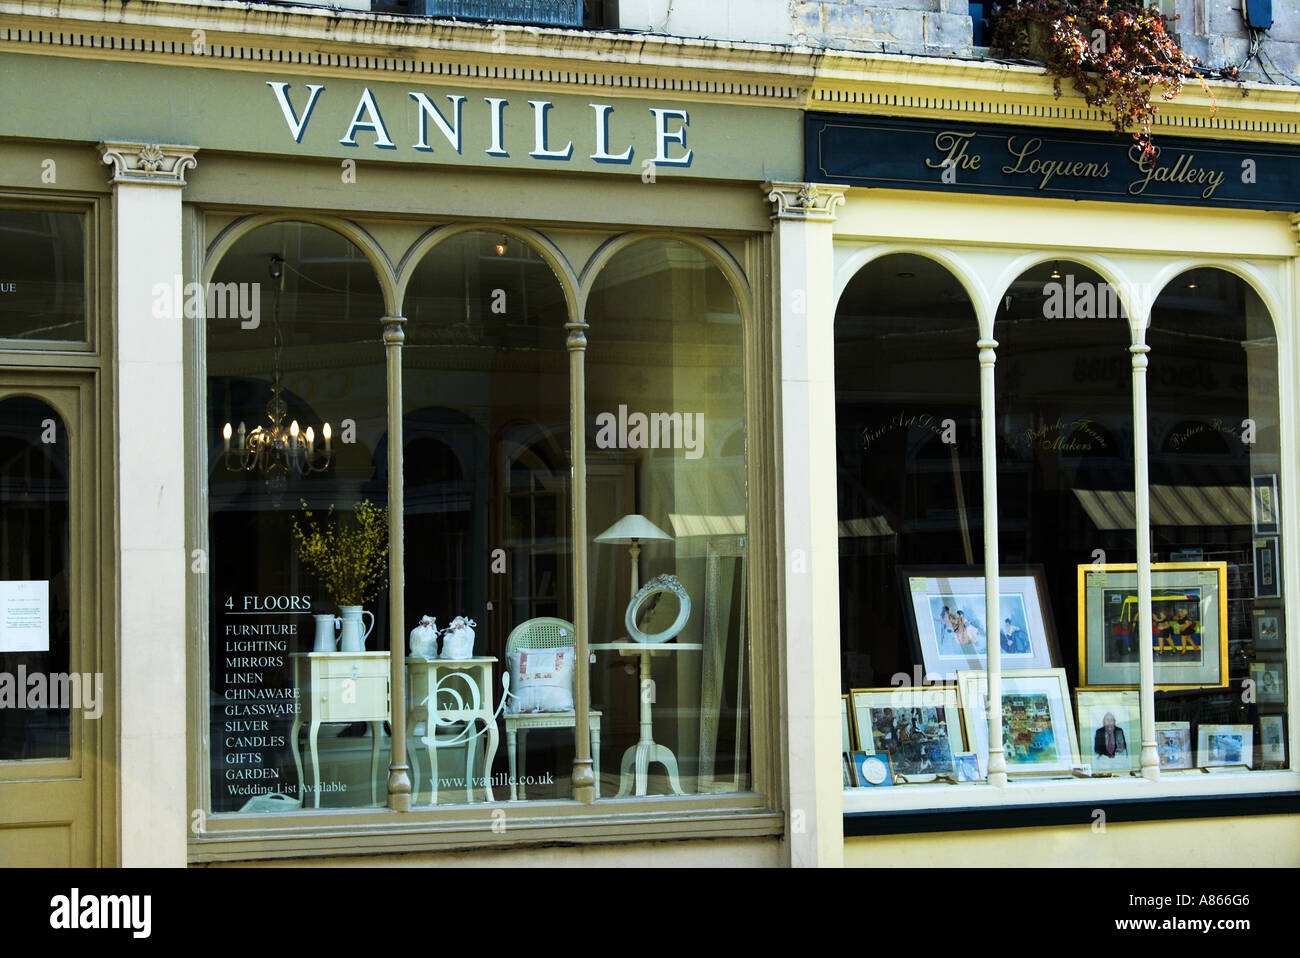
[504,617,601,800]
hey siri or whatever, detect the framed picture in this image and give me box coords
[1252,609,1283,651]
[841,694,857,753]
[850,686,965,777]
[1250,660,1286,705]
[1077,561,1228,688]
[1252,474,1280,536]
[952,751,982,782]
[1197,724,1253,769]
[1154,721,1192,770]
[956,668,1079,776]
[850,750,895,787]
[1253,538,1281,600]
[899,565,1060,681]
[843,751,856,787]
[1076,688,1141,773]
[1259,715,1287,767]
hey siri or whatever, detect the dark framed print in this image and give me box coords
[1250,659,1286,705]
[1253,608,1283,651]
[1254,538,1281,599]
[899,565,1060,681]
[1078,561,1228,688]
[1252,474,1280,536]
[1259,715,1287,767]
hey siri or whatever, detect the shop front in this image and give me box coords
[0,4,817,866]
[795,71,1300,865]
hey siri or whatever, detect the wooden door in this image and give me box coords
[0,373,103,865]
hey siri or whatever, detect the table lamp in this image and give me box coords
[594,514,673,597]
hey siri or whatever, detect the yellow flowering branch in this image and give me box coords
[291,498,390,607]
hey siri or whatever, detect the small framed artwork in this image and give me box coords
[841,694,857,753]
[1154,721,1192,770]
[843,751,856,787]
[1252,474,1280,536]
[850,686,965,776]
[1076,688,1141,773]
[850,750,895,787]
[1253,609,1283,651]
[952,751,982,782]
[956,668,1079,776]
[1253,539,1281,600]
[1250,660,1286,705]
[1078,561,1228,688]
[1198,724,1254,769]
[899,565,1060,681]
[1259,715,1286,767]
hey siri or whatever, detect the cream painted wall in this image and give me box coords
[205,836,782,867]
[846,815,1300,868]
[617,0,795,44]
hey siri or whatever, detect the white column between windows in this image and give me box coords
[978,337,1007,787]
[765,181,846,868]
[99,141,198,866]
[1130,335,1160,780]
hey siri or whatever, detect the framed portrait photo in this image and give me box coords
[1154,721,1192,770]
[1076,688,1141,773]
[850,686,965,777]
[850,750,895,787]
[956,668,1079,776]
[899,565,1059,681]
[1252,474,1280,536]
[1259,715,1287,767]
[1252,609,1283,652]
[1250,660,1286,705]
[1197,724,1253,769]
[1077,562,1228,688]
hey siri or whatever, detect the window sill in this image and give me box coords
[842,770,1300,836]
[188,792,782,862]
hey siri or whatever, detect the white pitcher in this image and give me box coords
[312,613,341,653]
[338,605,374,653]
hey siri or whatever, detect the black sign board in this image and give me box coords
[806,112,1300,211]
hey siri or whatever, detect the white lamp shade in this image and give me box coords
[594,514,673,544]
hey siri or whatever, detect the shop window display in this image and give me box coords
[836,255,1288,789]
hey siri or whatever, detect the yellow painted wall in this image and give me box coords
[846,816,1300,868]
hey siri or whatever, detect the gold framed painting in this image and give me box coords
[850,686,965,777]
[1077,562,1228,688]
[841,693,859,753]
[956,668,1079,776]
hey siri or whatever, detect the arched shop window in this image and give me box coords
[206,221,388,814]
[402,229,573,804]
[1146,268,1286,770]
[585,238,750,795]
[835,253,982,776]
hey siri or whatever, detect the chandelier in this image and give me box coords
[222,254,332,478]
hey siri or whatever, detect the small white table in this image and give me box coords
[406,656,499,804]
[289,652,390,809]
[591,642,702,797]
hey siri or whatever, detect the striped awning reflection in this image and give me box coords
[667,513,746,538]
[837,516,895,538]
[1073,485,1251,530]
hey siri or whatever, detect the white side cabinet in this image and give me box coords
[289,652,390,808]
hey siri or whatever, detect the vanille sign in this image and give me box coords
[267,81,694,167]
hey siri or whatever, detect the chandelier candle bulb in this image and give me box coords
[223,422,232,452]
[323,422,331,452]
[305,426,314,453]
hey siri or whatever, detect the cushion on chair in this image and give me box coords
[507,648,575,713]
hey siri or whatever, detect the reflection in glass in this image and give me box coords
[0,210,86,342]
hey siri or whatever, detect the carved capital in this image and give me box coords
[1290,213,1300,248]
[98,141,198,186]
[764,181,848,222]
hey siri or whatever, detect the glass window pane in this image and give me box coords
[1148,268,1286,771]
[403,230,574,804]
[835,253,983,780]
[0,398,72,760]
[586,239,750,796]
[206,222,389,814]
[0,210,86,342]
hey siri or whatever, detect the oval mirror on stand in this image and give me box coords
[625,573,692,644]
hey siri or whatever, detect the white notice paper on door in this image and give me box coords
[0,580,50,652]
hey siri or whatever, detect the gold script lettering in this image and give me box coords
[925,131,981,172]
